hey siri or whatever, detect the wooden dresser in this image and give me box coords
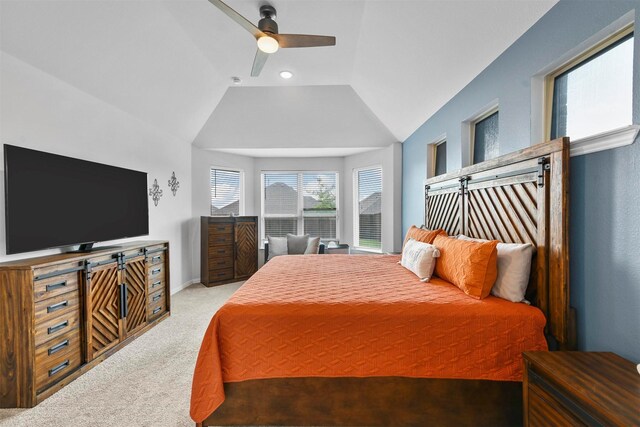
[0,241,170,408]
[200,216,258,286]
[523,351,640,426]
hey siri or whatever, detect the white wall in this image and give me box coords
[0,52,193,293]
[343,143,403,253]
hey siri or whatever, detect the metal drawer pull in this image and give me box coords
[152,280,162,288]
[152,307,162,315]
[48,320,69,335]
[48,339,69,355]
[49,360,70,377]
[152,294,162,302]
[152,255,162,263]
[47,301,68,313]
[217,272,226,277]
[46,281,67,292]
[217,249,225,254]
[217,261,226,265]
[151,268,161,275]
[216,227,226,231]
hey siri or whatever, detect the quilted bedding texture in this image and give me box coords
[190,254,547,422]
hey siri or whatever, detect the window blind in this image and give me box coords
[210,169,240,216]
[302,173,337,239]
[356,167,382,249]
[262,172,339,239]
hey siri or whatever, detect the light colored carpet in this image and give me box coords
[0,282,242,427]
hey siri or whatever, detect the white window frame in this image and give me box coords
[260,170,340,242]
[353,165,383,253]
[461,99,499,167]
[210,166,245,216]
[531,12,638,156]
[426,134,447,178]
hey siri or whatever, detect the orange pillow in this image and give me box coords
[433,234,498,299]
[403,226,445,248]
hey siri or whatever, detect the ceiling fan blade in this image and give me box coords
[274,34,336,48]
[207,0,266,39]
[251,49,269,77]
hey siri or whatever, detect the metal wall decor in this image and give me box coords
[168,172,180,196]
[149,178,163,206]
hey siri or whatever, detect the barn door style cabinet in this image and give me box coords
[200,216,258,286]
[0,241,170,408]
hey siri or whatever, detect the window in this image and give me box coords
[472,110,499,164]
[262,171,339,240]
[434,141,447,176]
[354,167,382,250]
[210,168,242,216]
[549,28,633,140]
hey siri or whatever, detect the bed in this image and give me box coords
[191,138,574,426]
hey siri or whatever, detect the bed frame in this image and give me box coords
[199,138,574,427]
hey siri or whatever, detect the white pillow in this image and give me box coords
[457,235,534,303]
[399,238,440,282]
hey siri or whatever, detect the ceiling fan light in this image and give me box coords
[257,36,279,53]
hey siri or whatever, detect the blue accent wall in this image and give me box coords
[402,1,640,361]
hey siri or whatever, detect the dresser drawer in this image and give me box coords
[35,308,81,347]
[209,245,234,258]
[148,277,165,294]
[528,382,583,426]
[208,268,234,282]
[147,263,165,280]
[209,257,234,271]
[209,223,233,235]
[148,296,167,320]
[209,233,234,246]
[33,270,81,302]
[34,291,80,327]
[146,251,165,266]
[148,288,165,306]
[34,328,82,393]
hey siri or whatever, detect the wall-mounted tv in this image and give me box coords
[4,145,149,254]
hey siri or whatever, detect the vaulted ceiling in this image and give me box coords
[0,0,557,156]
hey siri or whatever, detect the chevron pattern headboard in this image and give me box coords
[425,138,573,349]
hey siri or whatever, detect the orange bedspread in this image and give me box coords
[190,255,547,422]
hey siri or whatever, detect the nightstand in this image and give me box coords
[523,352,640,426]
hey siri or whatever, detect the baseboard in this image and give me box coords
[171,278,201,295]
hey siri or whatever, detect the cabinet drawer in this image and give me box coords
[35,328,82,393]
[209,223,233,235]
[209,257,234,271]
[35,308,81,347]
[209,245,234,258]
[146,251,165,266]
[148,288,165,306]
[33,270,80,302]
[528,383,583,426]
[208,268,234,282]
[209,233,234,246]
[148,296,167,320]
[148,278,165,294]
[34,291,80,327]
[147,263,165,280]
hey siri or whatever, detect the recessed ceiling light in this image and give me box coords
[279,70,293,79]
[231,76,242,85]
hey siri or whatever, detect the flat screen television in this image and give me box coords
[4,145,149,254]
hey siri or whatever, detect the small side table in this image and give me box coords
[523,351,640,426]
[325,243,350,254]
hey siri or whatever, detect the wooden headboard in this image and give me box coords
[424,138,574,349]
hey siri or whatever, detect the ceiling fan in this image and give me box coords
[207,0,336,77]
